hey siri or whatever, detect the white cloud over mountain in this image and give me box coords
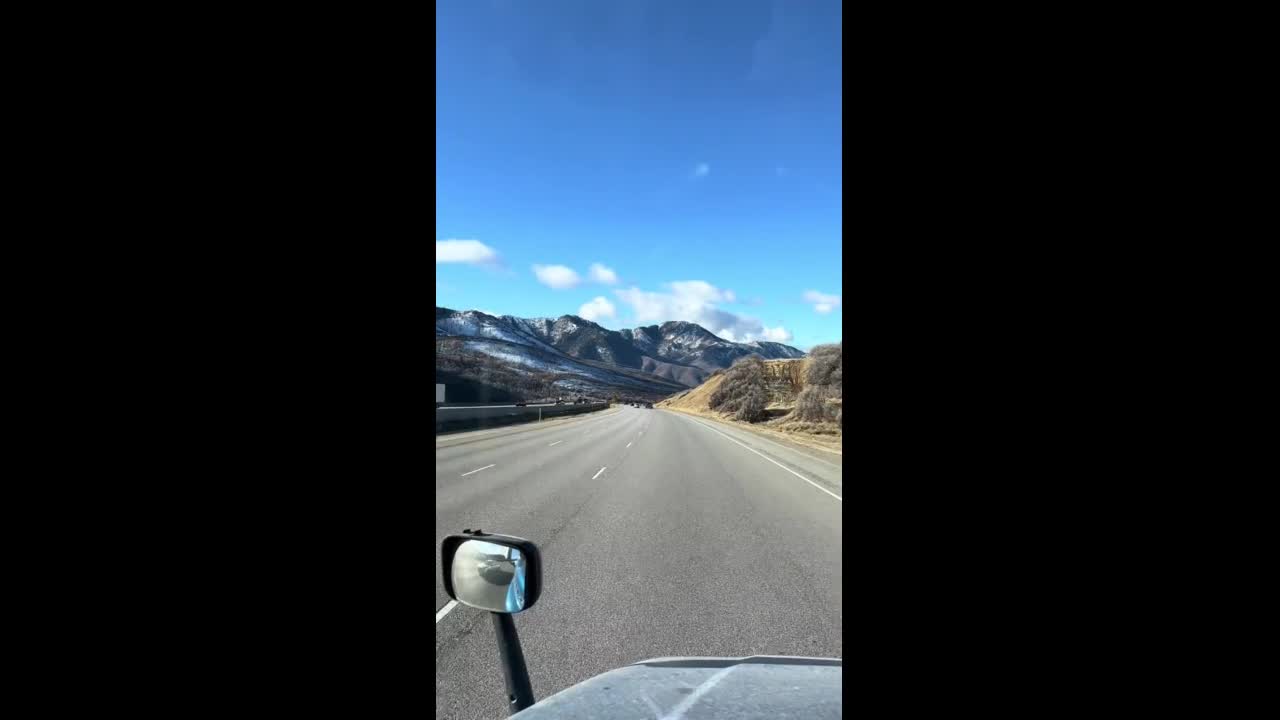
[578,296,617,322]
[615,280,790,344]
[760,326,793,342]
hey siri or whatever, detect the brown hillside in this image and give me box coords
[657,358,842,454]
[659,359,804,412]
[658,371,727,412]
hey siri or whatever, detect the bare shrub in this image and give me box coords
[806,343,842,390]
[708,356,769,422]
[792,343,842,423]
[793,385,834,421]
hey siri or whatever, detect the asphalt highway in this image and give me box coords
[435,405,842,718]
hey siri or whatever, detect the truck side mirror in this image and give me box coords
[442,531,543,714]
[442,532,543,613]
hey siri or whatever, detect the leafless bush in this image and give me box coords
[793,385,833,422]
[806,343,842,391]
[791,343,842,423]
[708,356,769,422]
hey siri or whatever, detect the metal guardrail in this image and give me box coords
[435,402,609,434]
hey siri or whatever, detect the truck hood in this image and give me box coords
[512,656,842,719]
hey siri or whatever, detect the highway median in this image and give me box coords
[435,402,611,435]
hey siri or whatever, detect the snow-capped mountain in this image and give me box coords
[639,320,805,371]
[435,307,807,399]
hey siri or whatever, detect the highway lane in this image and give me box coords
[434,406,842,719]
[435,405,632,611]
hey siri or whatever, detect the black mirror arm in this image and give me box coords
[493,612,536,715]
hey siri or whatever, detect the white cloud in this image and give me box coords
[614,280,791,345]
[804,290,842,314]
[761,326,793,342]
[437,239,499,264]
[578,296,617,322]
[532,264,581,289]
[666,280,734,304]
[588,263,619,285]
[692,162,710,178]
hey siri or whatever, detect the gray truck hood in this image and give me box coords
[512,656,842,719]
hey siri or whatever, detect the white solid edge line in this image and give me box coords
[660,407,839,461]
[686,416,842,502]
[460,463,496,477]
[436,600,459,623]
[683,413,842,468]
[592,466,607,480]
[549,440,562,446]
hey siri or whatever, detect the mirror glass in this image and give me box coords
[450,539,528,613]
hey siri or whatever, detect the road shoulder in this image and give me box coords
[658,407,842,466]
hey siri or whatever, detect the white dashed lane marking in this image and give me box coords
[436,600,458,622]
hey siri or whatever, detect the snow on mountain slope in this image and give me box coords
[435,307,806,397]
[447,337,687,398]
[746,341,807,359]
[435,308,562,354]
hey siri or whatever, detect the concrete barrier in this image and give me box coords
[435,402,609,434]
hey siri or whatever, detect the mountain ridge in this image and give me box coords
[435,307,806,400]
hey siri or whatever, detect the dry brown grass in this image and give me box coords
[658,356,841,452]
[656,372,727,411]
[768,417,842,435]
[661,405,843,454]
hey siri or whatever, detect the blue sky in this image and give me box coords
[437,0,842,350]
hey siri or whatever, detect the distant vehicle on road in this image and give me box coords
[515,401,527,407]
